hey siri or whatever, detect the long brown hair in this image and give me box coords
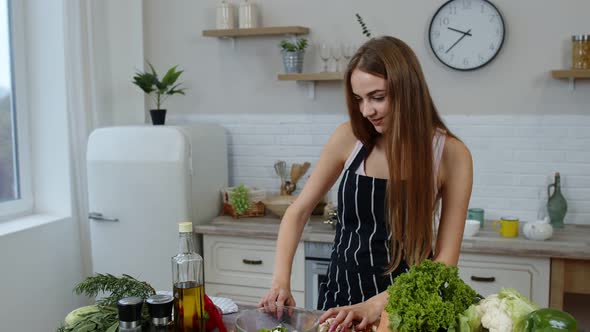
[344,36,453,272]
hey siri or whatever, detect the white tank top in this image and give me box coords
[343,130,446,198]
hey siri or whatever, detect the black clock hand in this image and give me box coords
[446,29,471,54]
[447,27,472,36]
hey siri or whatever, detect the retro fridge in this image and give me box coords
[86,125,227,291]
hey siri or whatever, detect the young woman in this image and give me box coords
[259,36,473,331]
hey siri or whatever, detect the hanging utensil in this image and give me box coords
[288,161,311,195]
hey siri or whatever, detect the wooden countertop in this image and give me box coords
[194,216,590,260]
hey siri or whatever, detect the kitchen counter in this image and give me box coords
[194,215,590,260]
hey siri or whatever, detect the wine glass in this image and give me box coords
[319,43,330,72]
[341,44,356,68]
[331,45,342,72]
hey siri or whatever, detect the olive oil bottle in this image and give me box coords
[172,222,205,332]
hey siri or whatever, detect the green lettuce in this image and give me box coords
[385,260,477,332]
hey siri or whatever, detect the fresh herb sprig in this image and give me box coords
[74,273,156,306]
[355,13,372,38]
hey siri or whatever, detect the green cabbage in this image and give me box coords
[458,304,481,332]
[499,288,539,332]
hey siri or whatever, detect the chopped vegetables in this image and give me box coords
[258,324,289,332]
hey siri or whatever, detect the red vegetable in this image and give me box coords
[204,294,227,332]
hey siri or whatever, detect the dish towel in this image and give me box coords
[156,291,238,315]
[210,296,239,314]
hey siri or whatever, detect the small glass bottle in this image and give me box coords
[117,297,144,332]
[147,294,174,331]
[172,222,205,332]
[572,35,590,69]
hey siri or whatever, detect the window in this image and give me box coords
[0,0,16,203]
[0,0,32,219]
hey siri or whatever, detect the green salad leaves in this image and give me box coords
[258,324,288,332]
[385,260,477,332]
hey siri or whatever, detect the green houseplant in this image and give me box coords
[132,63,186,125]
[279,38,308,73]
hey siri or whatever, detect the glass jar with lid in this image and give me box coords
[572,34,590,69]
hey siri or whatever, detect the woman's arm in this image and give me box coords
[259,122,357,308]
[433,137,473,266]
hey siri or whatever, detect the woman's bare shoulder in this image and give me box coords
[327,121,358,161]
[441,136,472,179]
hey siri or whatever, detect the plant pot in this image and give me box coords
[149,109,167,125]
[282,51,304,73]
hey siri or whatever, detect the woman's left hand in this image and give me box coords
[319,292,387,332]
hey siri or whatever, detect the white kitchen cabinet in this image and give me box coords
[458,253,550,306]
[203,235,305,306]
[206,283,304,307]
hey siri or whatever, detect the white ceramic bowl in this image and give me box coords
[463,219,481,238]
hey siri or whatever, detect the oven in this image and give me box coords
[304,242,333,310]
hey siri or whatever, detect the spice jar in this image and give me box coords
[117,297,144,332]
[572,34,590,69]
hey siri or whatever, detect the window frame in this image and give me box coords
[0,0,33,220]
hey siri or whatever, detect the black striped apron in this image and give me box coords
[317,145,410,310]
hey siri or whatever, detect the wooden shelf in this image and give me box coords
[278,72,344,100]
[551,69,590,79]
[202,26,309,38]
[551,69,590,90]
[277,72,344,81]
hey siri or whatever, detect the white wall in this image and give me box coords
[0,216,84,331]
[141,0,589,117]
[89,0,144,126]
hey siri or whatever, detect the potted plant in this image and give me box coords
[279,38,308,73]
[132,63,186,125]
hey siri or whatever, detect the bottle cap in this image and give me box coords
[178,222,193,233]
[117,296,144,323]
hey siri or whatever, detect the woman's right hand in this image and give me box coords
[258,284,296,309]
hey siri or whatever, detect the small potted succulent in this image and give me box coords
[279,38,308,73]
[132,63,186,125]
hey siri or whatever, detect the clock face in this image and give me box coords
[428,0,505,71]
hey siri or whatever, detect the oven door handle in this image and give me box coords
[309,260,330,273]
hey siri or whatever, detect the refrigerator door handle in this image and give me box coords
[88,212,120,222]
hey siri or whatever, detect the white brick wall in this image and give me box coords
[170,114,590,225]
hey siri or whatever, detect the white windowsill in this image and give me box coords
[0,213,71,237]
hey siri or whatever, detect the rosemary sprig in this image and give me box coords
[355,13,372,38]
[74,273,156,306]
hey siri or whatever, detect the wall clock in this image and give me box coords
[428,0,505,71]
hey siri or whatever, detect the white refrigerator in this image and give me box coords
[86,125,228,291]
